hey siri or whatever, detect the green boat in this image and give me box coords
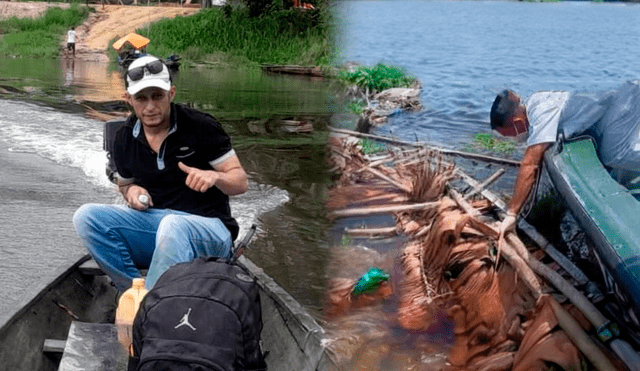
[0,252,338,371]
[544,136,640,318]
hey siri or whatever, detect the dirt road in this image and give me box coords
[0,2,198,111]
[76,5,200,61]
[0,2,199,61]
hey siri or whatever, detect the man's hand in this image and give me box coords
[121,184,153,210]
[178,162,220,193]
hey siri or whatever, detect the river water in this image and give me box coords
[336,0,640,149]
[2,0,640,355]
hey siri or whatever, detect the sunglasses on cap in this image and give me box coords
[127,60,165,81]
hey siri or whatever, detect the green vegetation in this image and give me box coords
[340,234,352,247]
[347,100,366,115]
[467,133,515,154]
[359,138,387,155]
[0,5,91,58]
[338,63,418,94]
[135,2,331,67]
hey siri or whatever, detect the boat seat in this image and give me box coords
[57,321,128,371]
[79,259,148,277]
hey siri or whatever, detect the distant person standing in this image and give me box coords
[67,27,76,58]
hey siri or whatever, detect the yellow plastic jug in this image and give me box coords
[115,277,147,354]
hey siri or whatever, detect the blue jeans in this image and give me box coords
[73,204,232,290]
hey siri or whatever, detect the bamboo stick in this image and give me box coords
[344,227,397,237]
[365,167,413,193]
[329,201,439,219]
[549,298,617,371]
[506,234,612,328]
[448,188,616,371]
[455,168,508,210]
[328,126,521,167]
[462,168,506,201]
[367,154,394,168]
[449,188,543,295]
[456,167,593,287]
[451,178,607,326]
[338,193,410,208]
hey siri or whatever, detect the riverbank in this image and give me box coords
[78,4,199,62]
[0,1,331,67]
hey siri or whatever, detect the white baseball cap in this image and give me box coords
[126,55,171,95]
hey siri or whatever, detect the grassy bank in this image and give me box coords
[125,4,332,67]
[0,5,91,58]
[337,63,418,116]
[338,63,418,94]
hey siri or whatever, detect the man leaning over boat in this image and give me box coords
[489,79,640,236]
[73,55,248,291]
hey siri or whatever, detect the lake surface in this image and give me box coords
[336,0,640,149]
[2,0,640,340]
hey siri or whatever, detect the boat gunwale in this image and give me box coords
[0,251,90,333]
[237,255,339,370]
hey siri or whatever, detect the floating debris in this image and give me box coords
[323,132,627,371]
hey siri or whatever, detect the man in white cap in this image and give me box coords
[74,55,249,290]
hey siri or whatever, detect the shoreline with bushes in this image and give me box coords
[134,4,332,67]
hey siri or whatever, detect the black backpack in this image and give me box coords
[128,256,267,371]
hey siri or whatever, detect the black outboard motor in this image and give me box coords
[104,119,126,184]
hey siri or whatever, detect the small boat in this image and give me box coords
[261,65,326,77]
[165,54,181,71]
[0,252,337,371]
[544,136,640,317]
[112,33,180,72]
[113,33,151,70]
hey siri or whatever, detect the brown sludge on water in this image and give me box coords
[322,133,623,371]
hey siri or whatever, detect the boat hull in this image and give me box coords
[0,253,337,371]
[544,138,640,314]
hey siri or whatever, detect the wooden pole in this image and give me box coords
[448,188,617,371]
[457,167,594,287]
[462,168,506,201]
[328,126,521,167]
[329,201,438,219]
[364,167,412,194]
[344,227,397,238]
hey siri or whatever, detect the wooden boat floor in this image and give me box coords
[58,322,128,371]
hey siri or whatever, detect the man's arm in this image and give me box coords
[508,142,551,215]
[178,155,248,196]
[499,142,550,236]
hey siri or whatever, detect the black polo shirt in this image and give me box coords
[114,103,239,240]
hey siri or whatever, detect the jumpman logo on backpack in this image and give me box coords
[174,308,197,331]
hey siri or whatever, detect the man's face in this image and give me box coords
[127,86,176,128]
[496,92,529,139]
